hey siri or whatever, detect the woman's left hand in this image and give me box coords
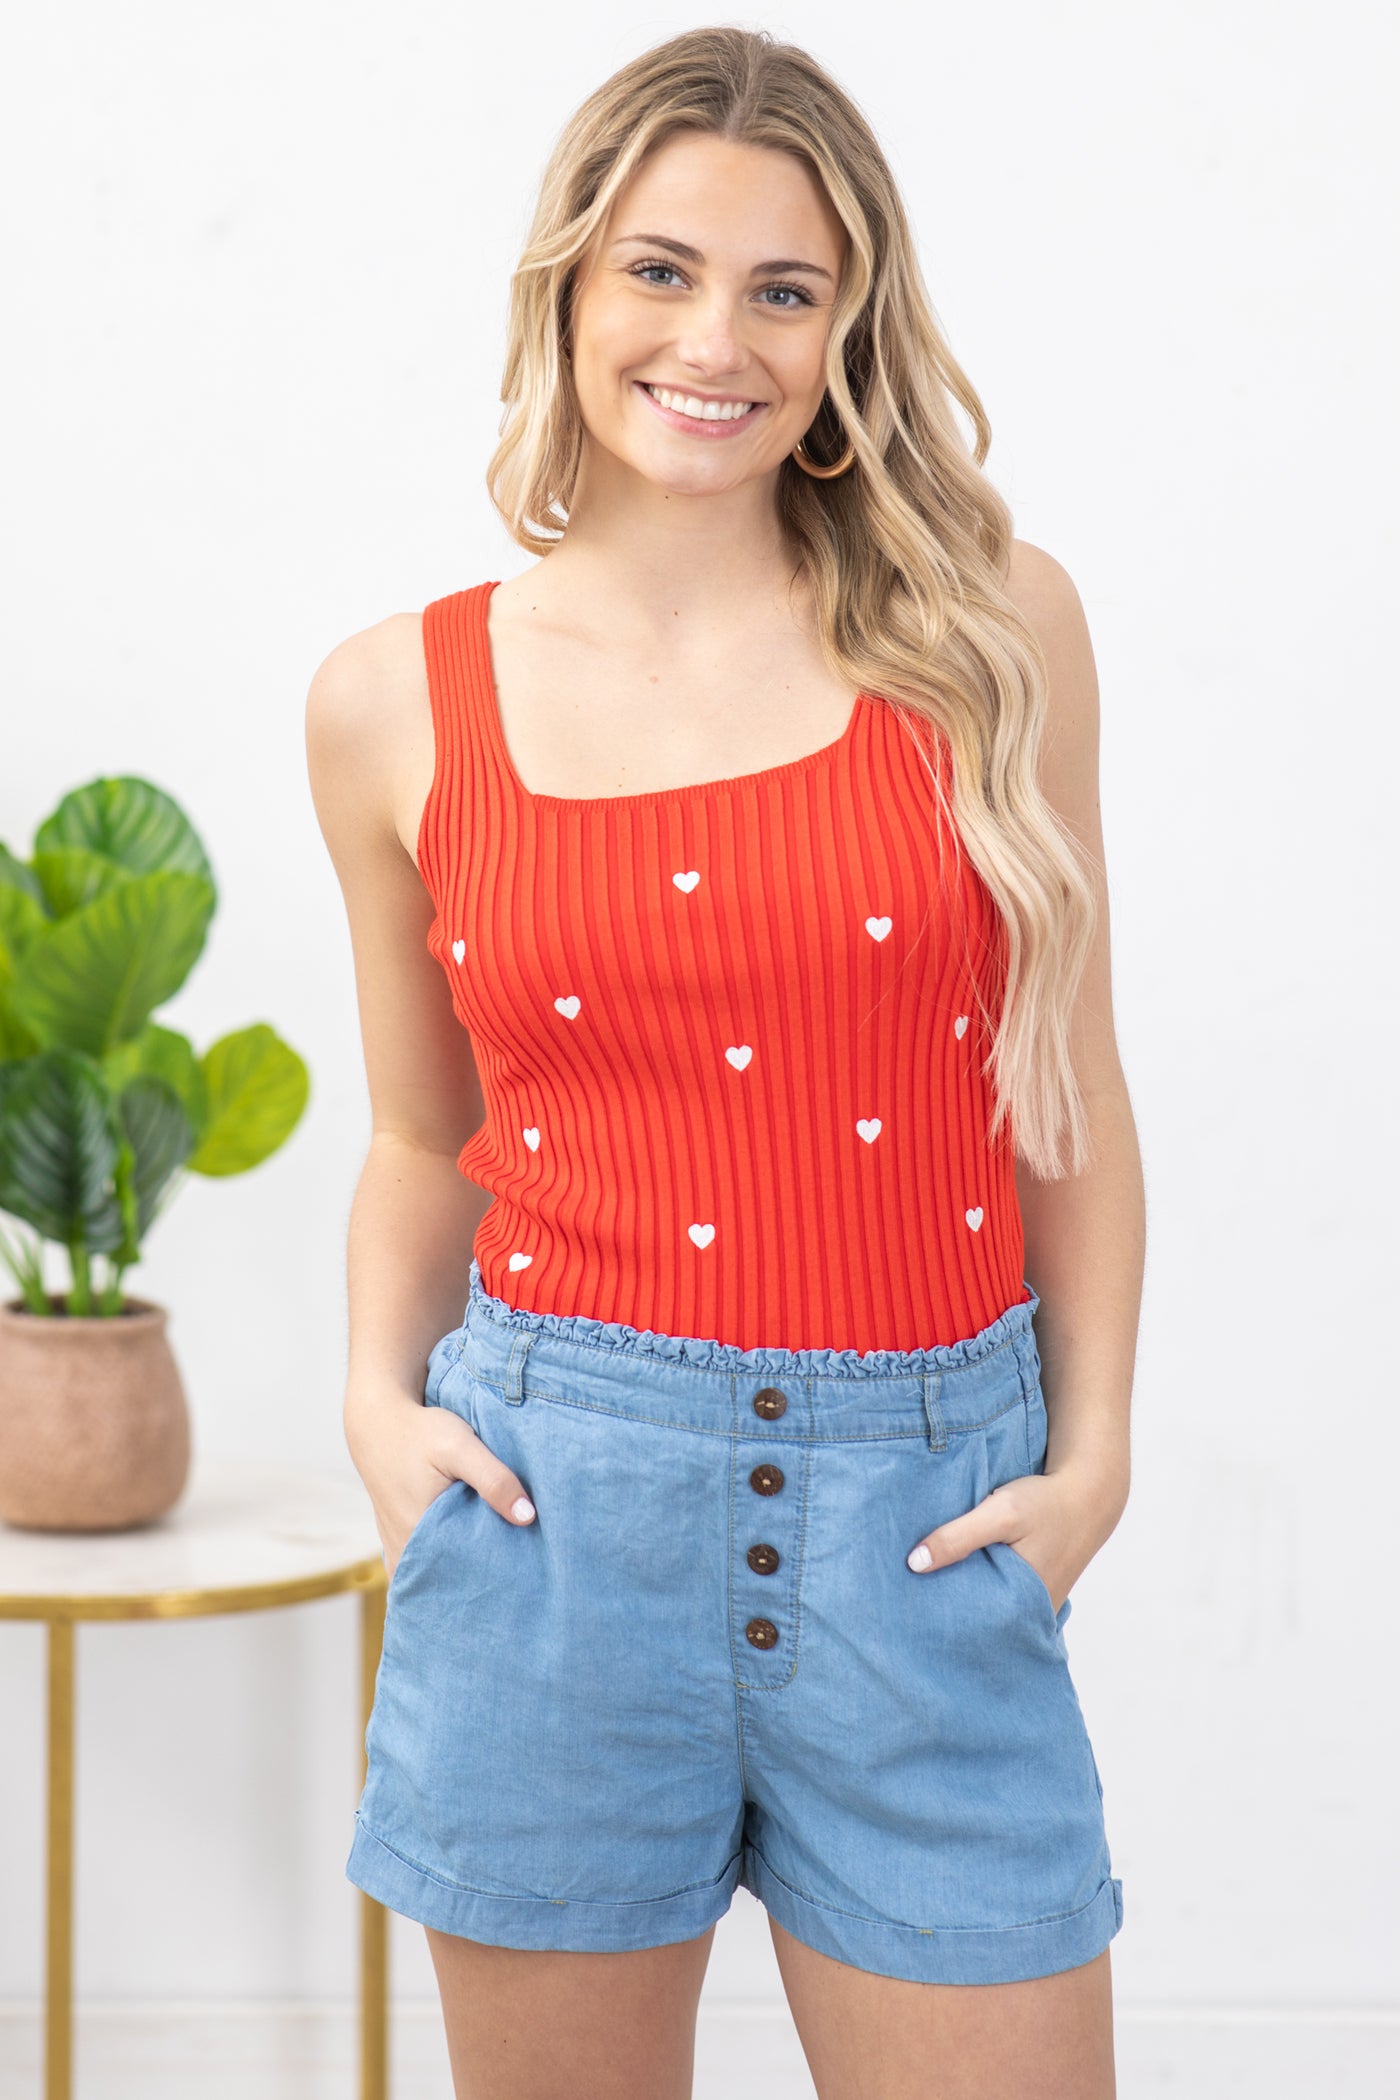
[905,1465,1119,1617]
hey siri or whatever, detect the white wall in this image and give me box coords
[2,0,1396,2082]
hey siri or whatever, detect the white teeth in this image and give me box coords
[645,384,757,423]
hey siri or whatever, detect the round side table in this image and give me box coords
[0,1455,392,2100]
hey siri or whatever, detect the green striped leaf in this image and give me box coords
[0,1052,122,1247]
[33,776,215,884]
[0,875,48,972]
[31,846,133,919]
[10,870,215,1056]
[0,992,42,1061]
[0,842,47,912]
[102,1023,208,1140]
[115,1075,195,1244]
[188,1024,309,1176]
[0,870,49,1058]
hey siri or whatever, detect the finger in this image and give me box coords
[447,1420,536,1526]
[906,1506,1002,1573]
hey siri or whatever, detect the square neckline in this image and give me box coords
[474,579,867,810]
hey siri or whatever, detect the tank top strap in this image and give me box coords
[422,582,502,782]
[418,581,505,887]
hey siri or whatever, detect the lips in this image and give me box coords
[636,380,767,437]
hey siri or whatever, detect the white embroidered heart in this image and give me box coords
[965,1206,984,1232]
[522,1127,540,1151]
[508,1251,533,1272]
[688,1222,716,1249]
[725,1045,753,1070]
[865,915,892,942]
[954,1014,968,1039]
[673,870,700,893]
[856,1118,882,1144]
[554,995,581,1019]
[451,938,465,963]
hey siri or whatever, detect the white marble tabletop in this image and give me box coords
[0,1454,384,1607]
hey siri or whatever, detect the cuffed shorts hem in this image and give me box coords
[742,1843,1124,1986]
[346,1812,745,1953]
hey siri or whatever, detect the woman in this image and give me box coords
[307,25,1141,2100]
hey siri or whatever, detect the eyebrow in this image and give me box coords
[612,233,834,282]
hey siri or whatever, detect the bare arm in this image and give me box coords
[1006,539,1143,1536]
[875,541,1143,1613]
[305,615,534,1564]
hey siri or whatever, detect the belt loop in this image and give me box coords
[921,1370,947,1453]
[502,1325,539,1407]
[1013,1321,1042,1403]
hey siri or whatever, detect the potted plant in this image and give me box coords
[0,775,309,1531]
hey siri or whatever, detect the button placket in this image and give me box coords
[733,1382,806,1682]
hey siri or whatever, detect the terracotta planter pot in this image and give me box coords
[0,1294,192,1532]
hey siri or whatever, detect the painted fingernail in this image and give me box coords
[511,1496,536,1522]
[907,1543,933,1572]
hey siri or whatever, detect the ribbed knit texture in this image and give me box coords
[417,581,1030,1352]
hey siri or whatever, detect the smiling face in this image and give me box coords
[565,132,849,502]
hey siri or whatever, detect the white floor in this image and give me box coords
[1,2002,1398,2097]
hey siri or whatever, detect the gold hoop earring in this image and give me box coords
[791,433,857,480]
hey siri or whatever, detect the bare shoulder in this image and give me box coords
[304,608,486,1152]
[1001,539,1093,666]
[304,609,430,864]
[999,537,1101,773]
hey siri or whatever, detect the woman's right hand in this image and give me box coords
[346,1393,536,1582]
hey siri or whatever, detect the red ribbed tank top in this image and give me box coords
[416,580,1030,1352]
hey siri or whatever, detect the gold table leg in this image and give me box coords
[359,1583,389,2099]
[46,1617,74,2100]
[34,1583,386,2099]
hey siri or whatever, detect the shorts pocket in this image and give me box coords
[976,1382,1069,1634]
[423,1322,468,1410]
[387,1477,462,1598]
[1023,1379,1049,1472]
[994,1536,1062,1630]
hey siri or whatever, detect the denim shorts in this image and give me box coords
[345,1258,1124,1986]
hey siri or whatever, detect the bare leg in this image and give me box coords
[768,1917,1116,2100]
[424,1921,719,2100]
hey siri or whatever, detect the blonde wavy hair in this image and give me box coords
[486,26,1099,1182]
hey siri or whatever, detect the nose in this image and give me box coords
[670,292,749,379]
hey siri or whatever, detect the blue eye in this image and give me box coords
[626,259,815,308]
[631,261,684,288]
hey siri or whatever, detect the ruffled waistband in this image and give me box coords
[464,1258,1039,1380]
